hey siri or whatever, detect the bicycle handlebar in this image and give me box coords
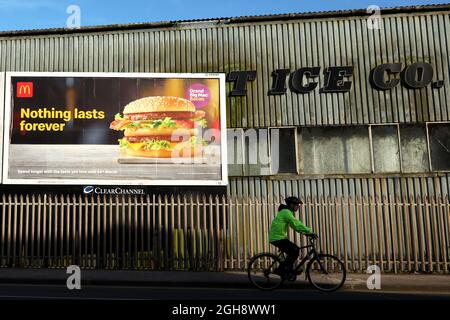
[306,234,319,241]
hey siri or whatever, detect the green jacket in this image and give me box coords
[269,208,312,242]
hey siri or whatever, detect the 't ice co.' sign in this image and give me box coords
[226,62,445,96]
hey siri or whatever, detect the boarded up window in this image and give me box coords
[429,123,450,171]
[372,125,400,173]
[269,128,297,174]
[400,125,429,173]
[243,129,270,176]
[227,129,244,176]
[298,126,371,174]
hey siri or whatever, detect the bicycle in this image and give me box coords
[247,235,346,292]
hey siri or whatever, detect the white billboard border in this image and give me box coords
[0,72,4,184]
[2,72,228,186]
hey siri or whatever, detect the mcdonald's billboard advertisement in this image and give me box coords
[2,72,227,186]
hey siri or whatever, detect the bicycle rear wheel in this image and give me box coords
[306,254,346,292]
[247,253,284,291]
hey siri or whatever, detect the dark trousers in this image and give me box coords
[270,239,299,270]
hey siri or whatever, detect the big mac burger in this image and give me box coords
[110,96,207,158]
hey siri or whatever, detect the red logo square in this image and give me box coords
[17,82,33,98]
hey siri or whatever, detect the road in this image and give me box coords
[1,283,449,300]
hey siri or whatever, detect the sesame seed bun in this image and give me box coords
[123,96,196,114]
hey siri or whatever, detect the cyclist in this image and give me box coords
[269,196,317,278]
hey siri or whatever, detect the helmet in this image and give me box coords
[285,196,302,205]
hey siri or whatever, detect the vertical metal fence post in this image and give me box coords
[413,195,421,271]
[25,195,31,267]
[438,196,448,272]
[396,196,404,272]
[8,195,15,267]
[388,194,397,273]
[221,195,227,271]
[229,196,235,269]
[376,196,384,271]
[355,196,363,272]
[382,195,391,272]
[1,195,6,267]
[196,194,202,270]
[236,196,241,270]
[190,194,195,270]
[18,195,24,267]
[424,196,433,272]
[146,194,151,269]
[444,196,450,272]
[347,196,355,271]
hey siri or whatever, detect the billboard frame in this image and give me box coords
[2,72,228,186]
[0,72,4,184]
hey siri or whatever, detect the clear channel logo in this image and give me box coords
[83,186,145,195]
[83,186,95,194]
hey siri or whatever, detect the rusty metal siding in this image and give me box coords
[0,11,449,127]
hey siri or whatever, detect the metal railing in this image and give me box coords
[0,194,449,273]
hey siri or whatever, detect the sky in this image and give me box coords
[0,0,446,31]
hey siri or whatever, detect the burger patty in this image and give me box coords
[124,110,204,121]
[125,136,195,143]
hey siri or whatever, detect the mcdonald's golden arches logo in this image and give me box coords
[17,82,33,98]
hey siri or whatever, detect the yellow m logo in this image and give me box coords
[19,84,31,95]
[17,82,33,98]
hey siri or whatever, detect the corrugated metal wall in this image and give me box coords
[1,11,449,126]
[228,175,450,199]
[0,10,450,198]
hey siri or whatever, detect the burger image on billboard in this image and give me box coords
[110,96,207,158]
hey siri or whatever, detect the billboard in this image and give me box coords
[3,72,227,185]
[0,73,4,181]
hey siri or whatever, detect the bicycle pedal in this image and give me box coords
[287,275,297,281]
[281,271,296,281]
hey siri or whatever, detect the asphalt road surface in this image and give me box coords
[1,284,449,300]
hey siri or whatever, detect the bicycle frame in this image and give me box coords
[277,238,319,273]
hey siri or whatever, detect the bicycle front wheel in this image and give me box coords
[247,253,284,291]
[306,254,346,292]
